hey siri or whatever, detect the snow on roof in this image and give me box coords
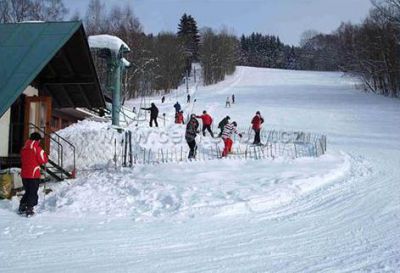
[88,34,130,54]
[20,20,45,23]
[122,58,131,67]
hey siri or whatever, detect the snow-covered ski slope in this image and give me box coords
[1,67,399,272]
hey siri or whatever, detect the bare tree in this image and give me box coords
[0,0,67,23]
[299,29,320,48]
[199,28,238,85]
[84,0,108,35]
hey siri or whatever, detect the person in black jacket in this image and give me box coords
[173,102,181,113]
[141,103,159,127]
[217,115,230,137]
[185,114,200,159]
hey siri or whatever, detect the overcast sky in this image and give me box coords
[65,0,373,45]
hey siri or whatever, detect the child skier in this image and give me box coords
[19,132,48,216]
[174,101,181,113]
[217,116,230,137]
[196,110,214,137]
[141,103,159,127]
[225,96,231,108]
[185,114,200,159]
[251,111,264,145]
[175,110,185,124]
[221,121,242,157]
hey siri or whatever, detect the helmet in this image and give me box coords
[232,121,237,126]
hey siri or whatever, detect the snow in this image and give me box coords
[122,57,131,67]
[1,66,399,272]
[20,21,45,23]
[88,34,130,54]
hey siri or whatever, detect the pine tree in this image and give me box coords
[177,13,200,72]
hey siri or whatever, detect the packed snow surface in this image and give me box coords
[1,67,399,272]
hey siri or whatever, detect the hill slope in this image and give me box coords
[1,67,399,272]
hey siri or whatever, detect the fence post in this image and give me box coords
[148,149,151,164]
[180,146,183,161]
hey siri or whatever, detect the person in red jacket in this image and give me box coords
[175,110,185,124]
[19,132,48,216]
[196,110,214,137]
[251,111,264,145]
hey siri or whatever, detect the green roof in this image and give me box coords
[0,21,104,117]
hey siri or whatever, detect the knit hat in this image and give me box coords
[30,132,42,141]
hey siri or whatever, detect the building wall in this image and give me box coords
[24,85,38,96]
[0,109,11,156]
[0,86,38,157]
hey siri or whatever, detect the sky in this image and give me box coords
[64,0,373,46]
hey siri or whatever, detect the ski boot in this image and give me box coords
[25,207,35,217]
[18,203,27,215]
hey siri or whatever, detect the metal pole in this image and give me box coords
[180,146,183,161]
[163,113,166,127]
[186,70,189,93]
[111,57,122,126]
[114,138,117,169]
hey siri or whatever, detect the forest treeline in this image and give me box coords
[296,0,400,97]
[1,0,399,98]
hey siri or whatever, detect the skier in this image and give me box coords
[196,110,214,137]
[217,115,230,137]
[141,103,159,127]
[232,94,235,104]
[19,132,48,217]
[225,96,231,108]
[161,96,165,103]
[185,114,200,159]
[187,94,191,103]
[175,110,185,124]
[251,111,264,145]
[221,121,242,157]
[173,101,181,113]
[132,106,136,114]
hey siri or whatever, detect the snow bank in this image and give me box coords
[53,119,123,170]
[32,152,350,221]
